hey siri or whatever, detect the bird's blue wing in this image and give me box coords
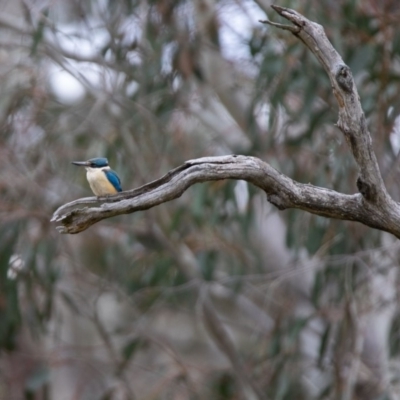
[104,169,122,192]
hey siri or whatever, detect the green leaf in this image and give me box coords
[30,9,49,56]
[0,224,21,350]
[122,338,143,361]
[318,324,331,368]
[25,365,49,392]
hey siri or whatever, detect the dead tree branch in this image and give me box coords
[51,6,400,238]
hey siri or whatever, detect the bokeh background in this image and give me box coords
[1,0,400,399]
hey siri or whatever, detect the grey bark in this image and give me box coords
[52,6,400,239]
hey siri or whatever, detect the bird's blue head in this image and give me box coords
[87,158,109,168]
[72,157,109,168]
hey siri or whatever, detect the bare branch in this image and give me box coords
[201,293,265,400]
[270,5,387,204]
[152,225,265,399]
[51,155,400,237]
[50,7,400,238]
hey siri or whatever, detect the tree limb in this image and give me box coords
[265,5,388,204]
[51,6,400,238]
[51,155,400,237]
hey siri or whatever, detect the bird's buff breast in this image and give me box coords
[86,168,118,196]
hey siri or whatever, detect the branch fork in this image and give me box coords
[52,6,400,238]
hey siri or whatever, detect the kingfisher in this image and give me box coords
[72,157,122,196]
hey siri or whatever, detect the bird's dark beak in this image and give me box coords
[71,161,90,166]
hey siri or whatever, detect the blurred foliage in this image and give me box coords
[0,0,400,399]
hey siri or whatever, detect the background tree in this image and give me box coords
[1,0,400,399]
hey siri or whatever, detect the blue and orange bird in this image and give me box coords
[72,157,122,196]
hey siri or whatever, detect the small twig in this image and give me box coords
[201,291,265,400]
[154,226,265,400]
[92,310,137,399]
[259,19,300,34]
